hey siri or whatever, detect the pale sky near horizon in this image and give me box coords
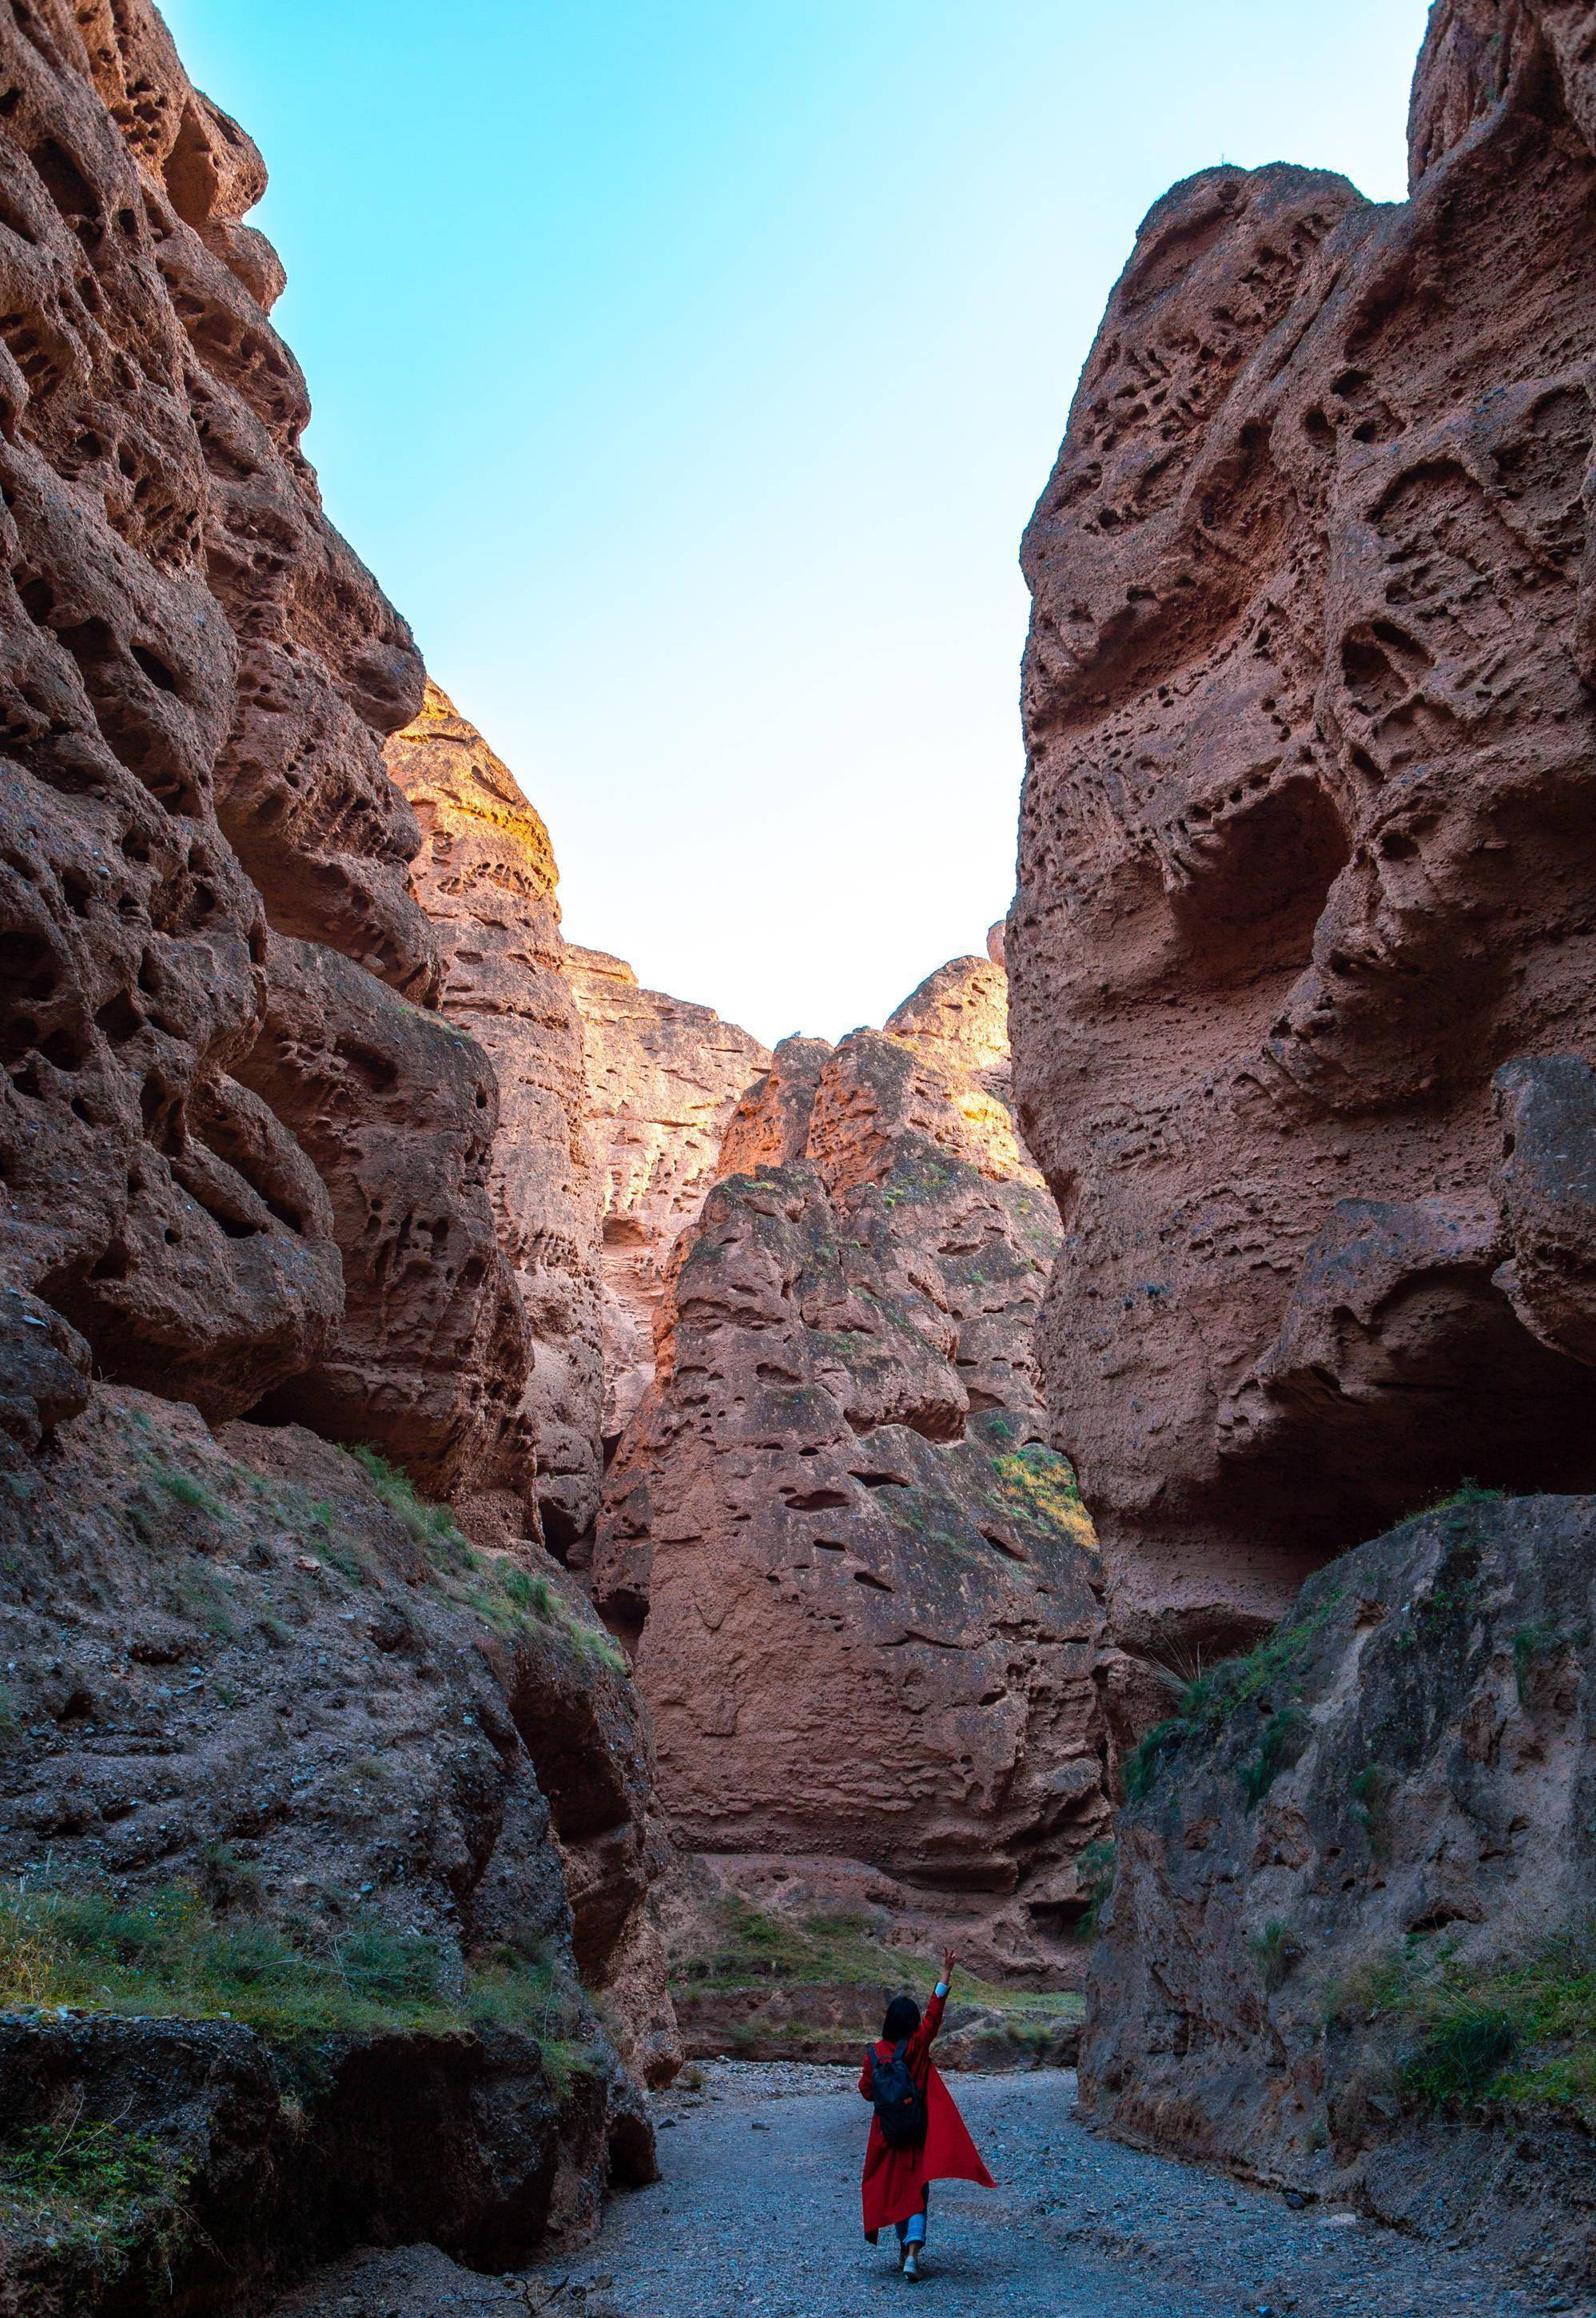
[161,0,1430,1050]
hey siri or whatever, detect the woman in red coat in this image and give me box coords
[858,1947,995,2281]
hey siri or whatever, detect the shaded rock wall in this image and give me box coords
[568,946,769,1444]
[0,1388,666,2308]
[594,957,1110,1977]
[1083,1492,1596,2286]
[0,2012,643,2318]
[1011,0,1596,1686]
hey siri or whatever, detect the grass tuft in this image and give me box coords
[0,1880,587,2049]
[1239,1705,1308,1807]
[1122,1594,1341,1805]
[1328,1923,1596,2125]
[1250,1918,1305,1992]
[0,2117,193,2288]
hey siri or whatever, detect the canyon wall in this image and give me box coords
[384,683,604,1550]
[594,956,1111,1982]
[0,5,672,2300]
[1085,1490,1596,2289]
[568,946,769,1448]
[1011,0,1596,1711]
[1016,0,1596,2281]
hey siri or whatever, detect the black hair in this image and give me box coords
[882,1993,921,2042]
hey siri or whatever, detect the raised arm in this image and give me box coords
[905,1948,957,2068]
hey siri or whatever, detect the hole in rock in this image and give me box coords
[38,1025,85,1071]
[130,644,178,693]
[1170,774,1349,986]
[0,927,58,1001]
[28,137,96,224]
[94,990,141,1043]
[333,1036,398,1094]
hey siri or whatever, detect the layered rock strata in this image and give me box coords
[384,685,603,1544]
[1011,0,1596,1680]
[595,957,1110,1976]
[568,948,769,1444]
[1084,1491,1596,2288]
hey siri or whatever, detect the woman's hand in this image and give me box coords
[941,1946,957,1986]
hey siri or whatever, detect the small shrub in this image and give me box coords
[1076,1838,1116,1938]
[1423,1477,1505,1515]
[1351,1762,1396,1860]
[0,2117,192,2286]
[1251,1918,1305,1992]
[1402,2001,1518,2107]
[1240,1705,1309,1806]
[1122,1715,1190,1804]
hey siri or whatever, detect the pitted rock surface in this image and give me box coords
[235,929,528,1504]
[595,958,1110,1974]
[1011,0,1596,1679]
[385,684,603,1544]
[0,0,534,1474]
[567,948,767,1441]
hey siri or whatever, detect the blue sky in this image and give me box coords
[161,0,1430,1048]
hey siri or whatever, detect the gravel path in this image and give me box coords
[276,2062,1575,2317]
[538,2063,1564,2318]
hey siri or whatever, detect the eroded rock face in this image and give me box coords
[567,948,768,1441]
[0,1385,675,2079]
[0,11,675,2292]
[384,685,603,1543]
[1012,2,1596,1667]
[1083,1492,1596,2284]
[233,931,528,1504]
[0,4,538,1494]
[594,958,1109,1973]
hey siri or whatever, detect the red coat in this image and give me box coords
[857,1989,996,2237]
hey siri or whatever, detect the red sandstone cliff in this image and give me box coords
[384,684,605,1549]
[0,7,671,2298]
[1018,0,1596,2280]
[594,956,1110,1980]
[1012,0,1596,1723]
[567,946,770,1444]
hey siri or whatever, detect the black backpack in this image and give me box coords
[870,2039,928,2149]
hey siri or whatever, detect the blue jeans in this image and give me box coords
[895,2190,929,2248]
